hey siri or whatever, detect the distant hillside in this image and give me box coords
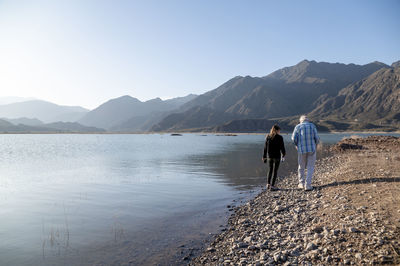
[0,119,54,133]
[212,118,330,133]
[79,94,197,131]
[0,119,104,133]
[43,122,105,133]
[0,100,89,123]
[2,117,44,126]
[151,106,239,132]
[152,60,388,131]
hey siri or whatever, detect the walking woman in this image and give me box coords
[262,124,286,190]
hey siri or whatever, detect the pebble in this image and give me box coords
[306,242,318,251]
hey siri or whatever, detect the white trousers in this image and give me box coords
[298,152,316,187]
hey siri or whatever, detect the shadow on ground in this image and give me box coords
[316,177,400,190]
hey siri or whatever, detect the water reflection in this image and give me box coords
[186,140,332,189]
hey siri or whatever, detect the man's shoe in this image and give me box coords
[305,186,313,191]
[298,183,304,189]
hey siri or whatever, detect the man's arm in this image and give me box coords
[313,125,320,145]
[291,125,298,146]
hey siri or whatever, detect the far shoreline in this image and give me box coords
[0,130,400,135]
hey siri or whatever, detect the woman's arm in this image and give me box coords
[262,136,269,161]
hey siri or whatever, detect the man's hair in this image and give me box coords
[299,115,308,123]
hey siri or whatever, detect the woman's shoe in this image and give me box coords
[270,186,279,191]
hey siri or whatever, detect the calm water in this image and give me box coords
[0,133,398,265]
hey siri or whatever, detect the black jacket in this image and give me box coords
[263,134,286,159]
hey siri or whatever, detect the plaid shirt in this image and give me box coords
[291,121,320,154]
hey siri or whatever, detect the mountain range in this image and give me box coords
[151,60,397,132]
[77,94,197,131]
[1,59,399,133]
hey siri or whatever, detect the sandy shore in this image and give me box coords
[191,135,400,265]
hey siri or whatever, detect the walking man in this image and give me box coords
[292,115,320,191]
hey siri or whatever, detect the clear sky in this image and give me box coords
[0,0,399,109]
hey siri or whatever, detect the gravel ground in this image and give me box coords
[190,135,400,265]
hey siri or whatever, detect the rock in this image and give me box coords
[206,247,215,252]
[306,242,318,251]
[244,236,252,243]
[325,255,332,262]
[378,255,393,263]
[259,252,269,260]
[355,253,362,260]
[238,242,248,249]
[273,252,281,262]
[290,248,300,257]
[311,226,324,234]
[349,227,359,233]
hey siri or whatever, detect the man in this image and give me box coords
[291,115,320,191]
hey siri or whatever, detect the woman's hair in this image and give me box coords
[268,124,281,139]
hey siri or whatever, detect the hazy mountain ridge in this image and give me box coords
[152,60,390,131]
[79,94,197,131]
[0,96,36,105]
[0,100,89,123]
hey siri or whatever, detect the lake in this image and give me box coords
[0,133,398,265]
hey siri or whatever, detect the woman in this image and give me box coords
[262,124,286,190]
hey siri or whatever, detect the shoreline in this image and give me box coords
[190,135,400,265]
[0,131,399,135]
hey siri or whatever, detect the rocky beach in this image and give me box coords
[191,135,400,265]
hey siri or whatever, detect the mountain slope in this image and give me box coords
[391,60,400,68]
[0,100,89,123]
[152,60,389,131]
[310,66,400,125]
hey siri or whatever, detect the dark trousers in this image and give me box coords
[267,158,280,186]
